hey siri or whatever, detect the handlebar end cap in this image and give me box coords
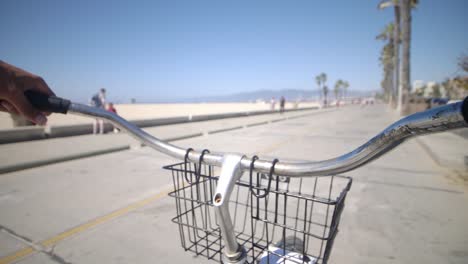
[463,97,468,124]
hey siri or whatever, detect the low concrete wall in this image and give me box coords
[132,116,188,127]
[0,127,45,144]
[47,123,117,138]
[48,123,93,138]
[1,106,320,144]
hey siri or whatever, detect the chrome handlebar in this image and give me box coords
[67,98,467,177]
[23,90,468,176]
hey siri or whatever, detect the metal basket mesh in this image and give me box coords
[165,160,352,264]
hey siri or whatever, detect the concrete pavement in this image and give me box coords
[0,105,467,264]
[417,131,468,172]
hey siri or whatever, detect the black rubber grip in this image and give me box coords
[463,96,468,124]
[24,90,71,114]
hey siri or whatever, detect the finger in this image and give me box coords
[16,76,55,97]
[2,63,53,95]
[9,94,47,125]
[34,77,55,96]
[13,76,53,117]
[1,100,19,115]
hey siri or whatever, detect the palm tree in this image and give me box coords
[315,73,328,106]
[379,1,400,108]
[459,54,468,72]
[315,75,323,101]
[321,73,328,106]
[342,81,350,99]
[334,80,343,100]
[399,0,419,114]
[379,0,418,114]
[323,85,329,106]
[376,23,395,102]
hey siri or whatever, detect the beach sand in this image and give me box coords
[0,102,320,129]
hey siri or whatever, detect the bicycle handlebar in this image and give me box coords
[25,90,71,114]
[26,90,468,176]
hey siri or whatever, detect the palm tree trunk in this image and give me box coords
[394,5,401,109]
[398,0,411,115]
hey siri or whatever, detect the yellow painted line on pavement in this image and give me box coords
[0,247,35,264]
[0,187,172,264]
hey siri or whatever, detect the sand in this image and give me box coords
[0,102,320,130]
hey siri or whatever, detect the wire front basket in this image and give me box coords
[165,160,352,264]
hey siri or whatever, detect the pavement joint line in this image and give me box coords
[140,133,204,147]
[0,225,35,245]
[0,108,333,175]
[208,126,243,135]
[414,137,462,176]
[0,227,71,264]
[165,133,204,142]
[246,121,269,127]
[415,138,443,167]
[0,186,173,264]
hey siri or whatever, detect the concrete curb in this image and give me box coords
[0,106,319,144]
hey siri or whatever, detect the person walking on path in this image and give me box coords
[106,102,119,133]
[280,96,286,114]
[270,97,276,111]
[90,88,106,134]
[107,102,117,114]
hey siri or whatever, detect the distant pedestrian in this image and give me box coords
[106,102,119,133]
[280,96,286,113]
[270,97,276,111]
[107,102,117,114]
[90,88,106,134]
[294,100,299,109]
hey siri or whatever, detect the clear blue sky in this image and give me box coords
[1,0,467,103]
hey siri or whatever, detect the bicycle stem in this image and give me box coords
[213,154,247,263]
[25,91,468,177]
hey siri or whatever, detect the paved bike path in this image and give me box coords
[0,105,467,264]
